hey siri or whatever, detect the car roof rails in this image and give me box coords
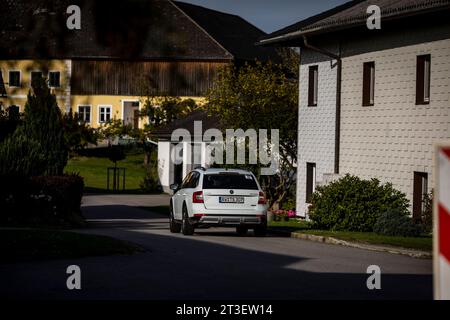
[194,166,206,171]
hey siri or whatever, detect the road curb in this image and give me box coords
[270,229,432,259]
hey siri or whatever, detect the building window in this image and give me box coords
[362,62,375,106]
[308,65,318,106]
[413,172,428,221]
[49,71,61,88]
[416,55,431,104]
[78,105,91,123]
[306,162,316,203]
[8,71,21,87]
[30,71,43,87]
[98,106,112,123]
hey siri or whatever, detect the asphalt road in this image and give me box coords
[1,195,432,300]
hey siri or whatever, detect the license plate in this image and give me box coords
[219,196,244,204]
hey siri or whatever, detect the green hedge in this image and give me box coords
[308,174,409,232]
[373,209,422,237]
[0,174,85,227]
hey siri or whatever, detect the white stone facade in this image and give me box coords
[295,28,450,218]
[296,48,338,216]
[340,38,450,207]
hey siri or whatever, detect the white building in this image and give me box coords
[154,110,220,193]
[260,0,450,219]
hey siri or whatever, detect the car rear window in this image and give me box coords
[202,173,259,190]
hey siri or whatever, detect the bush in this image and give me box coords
[0,174,85,228]
[0,129,46,176]
[308,174,409,232]
[140,151,162,194]
[421,190,433,234]
[374,209,422,237]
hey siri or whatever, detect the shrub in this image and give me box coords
[0,107,22,143]
[374,209,422,237]
[0,174,85,228]
[62,111,99,155]
[308,174,409,232]
[0,130,46,176]
[140,151,162,194]
[140,172,162,194]
[420,190,433,234]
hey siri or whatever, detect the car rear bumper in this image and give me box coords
[193,214,266,227]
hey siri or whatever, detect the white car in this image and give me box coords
[169,168,268,236]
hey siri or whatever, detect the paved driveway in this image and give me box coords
[0,194,432,300]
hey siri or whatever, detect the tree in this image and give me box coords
[206,57,299,209]
[0,107,22,143]
[0,77,68,176]
[62,111,99,156]
[135,96,199,164]
[99,118,132,146]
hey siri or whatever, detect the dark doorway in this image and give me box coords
[174,163,183,185]
[413,171,428,221]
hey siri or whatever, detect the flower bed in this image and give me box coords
[272,209,296,221]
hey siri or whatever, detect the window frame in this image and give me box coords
[77,105,92,124]
[362,61,375,107]
[98,105,112,124]
[308,65,318,107]
[48,71,61,88]
[8,70,21,88]
[416,54,431,105]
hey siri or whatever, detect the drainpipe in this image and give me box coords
[302,36,341,175]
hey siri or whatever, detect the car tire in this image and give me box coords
[169,203,181,233]
[181,204,195,236]
[236,226,248,235]
[254,223,267,237]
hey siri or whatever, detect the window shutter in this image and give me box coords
[416,56,425,104]
[363,63,370,105]
[306,163,315,203]
[308,67,314,106]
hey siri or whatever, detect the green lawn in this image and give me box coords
[269,220,432,251]
[0,229,143,264]
[65,151,147,193]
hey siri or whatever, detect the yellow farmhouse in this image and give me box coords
[0,0,278,128]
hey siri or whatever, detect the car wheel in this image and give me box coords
[254,223,267,237]
[169,203,181,233]
[236,226,248,235]
[181,204,195,236]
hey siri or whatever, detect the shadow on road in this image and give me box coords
[0,204,433,300]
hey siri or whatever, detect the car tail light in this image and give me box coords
[194,214,205,218]
[193,191,204,203]
[258,192,266,205]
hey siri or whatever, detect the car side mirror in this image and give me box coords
[170,183,179,192]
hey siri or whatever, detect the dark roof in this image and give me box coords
[0,0,277,61]
[173,1,280,62]
[153,110,221,139]
[260,0,450,45]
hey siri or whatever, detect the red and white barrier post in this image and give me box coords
[434,144,450,300]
